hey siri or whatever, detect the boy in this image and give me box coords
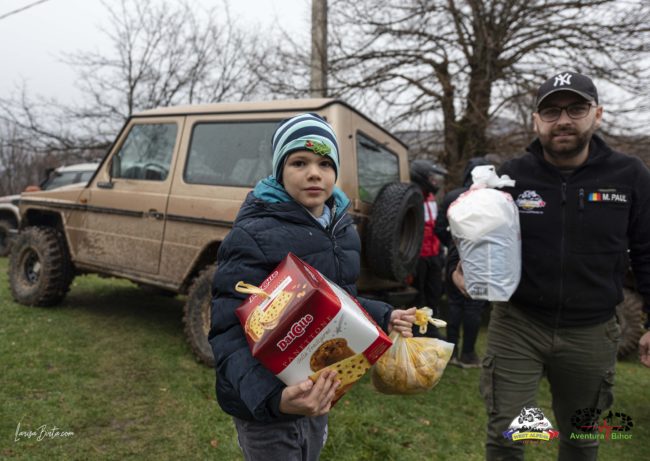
[209,113,416,461]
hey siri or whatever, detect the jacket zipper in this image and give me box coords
[327,203,349,283]
[305,201,350,283]
[578,188,585,210]
[578,188,585,247]
[556,181,568,329]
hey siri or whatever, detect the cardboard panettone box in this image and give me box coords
[235,253,392,400]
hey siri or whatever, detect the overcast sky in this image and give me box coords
[0,0,310,102]
[2,0,648,133]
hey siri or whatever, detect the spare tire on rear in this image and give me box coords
[365,182,424,282]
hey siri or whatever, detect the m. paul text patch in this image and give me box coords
[587,190,627,203]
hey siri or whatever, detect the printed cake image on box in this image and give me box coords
[235,253,392,401]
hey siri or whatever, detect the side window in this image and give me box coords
[78,170,95,184]
[113,123,177,181]
[356,133,400,202]
[42,171,78,190]
[185,121,275,187]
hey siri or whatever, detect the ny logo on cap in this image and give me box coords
[553,73,572,87]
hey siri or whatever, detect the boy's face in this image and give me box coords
[282,150,336,216]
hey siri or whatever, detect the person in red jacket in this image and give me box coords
[410,160,447,338]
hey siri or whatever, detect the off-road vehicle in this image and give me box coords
[0,163,99,256]
[9,99,424,366]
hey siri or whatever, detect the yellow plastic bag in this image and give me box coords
[372,308,455,394]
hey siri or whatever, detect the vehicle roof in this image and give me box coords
[135,98,336,116]
[133,98,408,150]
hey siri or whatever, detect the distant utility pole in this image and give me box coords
[310,0,328,98]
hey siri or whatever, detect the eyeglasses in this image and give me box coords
[537,103,595,122]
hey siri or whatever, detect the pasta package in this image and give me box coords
[372,308,454,394]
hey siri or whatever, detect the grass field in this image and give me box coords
[1,256,648,460]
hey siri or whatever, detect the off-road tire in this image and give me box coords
[183,266,216,367]
[365,182,424,282]
[0,219,13,257]
[616,287,644,359]
[9,226,73,306]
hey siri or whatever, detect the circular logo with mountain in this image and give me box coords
[516,190,546,210]
[503,407,559,442]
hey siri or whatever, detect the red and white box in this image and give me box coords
[235,253,392,391]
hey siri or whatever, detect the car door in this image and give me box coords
[67,117,184,275]
[159,116,276,283]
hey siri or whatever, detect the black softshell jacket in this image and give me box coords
[497,134,650,327]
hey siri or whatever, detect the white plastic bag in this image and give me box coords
[448,166,521,301]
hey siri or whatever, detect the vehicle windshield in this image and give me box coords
[40,167,97,190]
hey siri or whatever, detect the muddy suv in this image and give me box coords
[0,163,99,256]
[9,99,424,366]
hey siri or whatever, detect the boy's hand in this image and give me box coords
[279,370,340,416]
[640,331,650,368]
[389,307,417,337]
[452,261,470,298]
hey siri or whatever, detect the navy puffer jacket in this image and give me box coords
[209,177,393,422]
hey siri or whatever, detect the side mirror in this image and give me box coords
[38,167,56,189]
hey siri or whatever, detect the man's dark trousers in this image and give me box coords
[480,303,619,461]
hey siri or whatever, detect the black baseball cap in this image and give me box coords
[536,71,599,108]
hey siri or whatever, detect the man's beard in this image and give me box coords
[540,125,594,161]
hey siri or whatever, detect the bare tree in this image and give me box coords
[0,119,59,195]
[65,0,264,129]
[257,0,650,183]
[0,121,28,195]
[0,0,267,159]
[327,0,650,181]
[0,87,108,157]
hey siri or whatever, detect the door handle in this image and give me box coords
[147,209,164,220]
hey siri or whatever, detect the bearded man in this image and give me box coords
[452,71,650,461]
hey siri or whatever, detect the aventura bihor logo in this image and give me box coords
[570,408,634,441]
[503,407,559,442]
[502,407,635,445]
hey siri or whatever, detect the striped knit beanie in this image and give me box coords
[272,113,339,182]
